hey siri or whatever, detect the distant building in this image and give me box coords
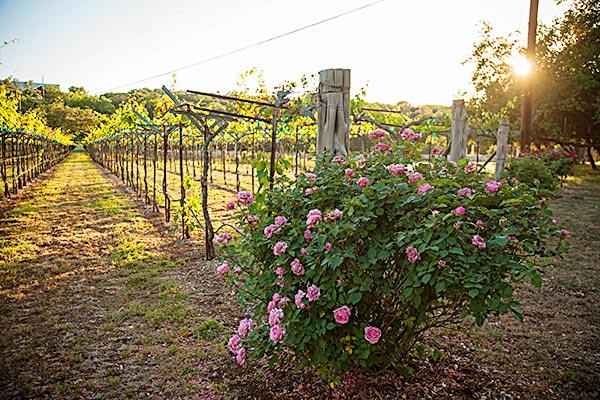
[10,80,60,94]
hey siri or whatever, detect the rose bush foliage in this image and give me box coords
[218,129,568,370]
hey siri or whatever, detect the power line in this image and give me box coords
[104,0,385,93]
[23,0,206,80]
[72,0,273,82]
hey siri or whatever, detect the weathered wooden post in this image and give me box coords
[449,99,468,163]
[495,119,509,179]
[317,68,350,156]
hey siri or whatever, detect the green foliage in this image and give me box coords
[507,156,558,195]
[220,132,567,370]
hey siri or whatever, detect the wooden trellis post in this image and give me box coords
[317,68,350,156]
[495,119,509,179]
[449,99,468,163]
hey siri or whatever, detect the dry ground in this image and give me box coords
[0,152,598,399]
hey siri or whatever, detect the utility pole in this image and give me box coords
[520,0,539,151]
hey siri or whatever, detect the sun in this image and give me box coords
[509,53,532,76]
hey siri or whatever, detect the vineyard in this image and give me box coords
[1,0,599,398]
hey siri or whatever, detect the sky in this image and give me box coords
[0,0,568,105]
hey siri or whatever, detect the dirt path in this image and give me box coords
[0,151,234,399]
[1,152,598,399]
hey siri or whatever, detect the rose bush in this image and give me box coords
[217,129,567,370]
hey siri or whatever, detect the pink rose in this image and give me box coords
[269,324,285,343]
[304,172,317,181]
[454,206,465,216]
[407,172,424,184]
[217,261,229,276]
[375,142,390,153]
[465,162,477,173]
[305,186,318,196]
[324,242,333,251]
[472,235,486,249]
[263,224,281,238]
[290,258,304,275]
[273,241,288,256]
[269,308,284,326]
[356,156,367,169]
[272,293,282,303]
[235,348,246,366]
[344,168,355,177]
[437,260,447,268]
[333,306,351,324]
[367,129,386,139]
[306,209,323,228]
[304,229,313,242]
[560,229,570,238]
[237,191,254,205]
[226,201,235,210]
[215,232,233,244]
[406,246,421,263]
[400,128,421,141]
[331,155,346,164]
[387,164,407,176]
[275,267,285,276]
[267,299,277,313]
[486,181,502,193]
[508,235,518,242]
[476,219,485,228]
[357,177,370,188]
[300,247,308,256]
[417,182,433,195]
[364,326,382,344]
[326,209,343,220]
[274,215,287,226]
[432,147,443,155]
[295,290,306,309]
[307,284,321,302]
[238,318,253,337]
[247,215,259,225]
[228,335,241,353]
[457,187,475,197]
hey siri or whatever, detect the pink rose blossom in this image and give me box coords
[344,168,355,177]
[304,229,313,242]
[237,191,254,205]
[272,293,282,303]
[305,186,318,196]
[437,260,447,268]
[290,258,304,275]
[269,324,285,343]
[300,247,308,256]
[432,147,443,155]
[274,215,288,226]
[234,266,242,273]
[327,209,343,220]
[275,267,285,276]
[306,209,323,228]
[454,206,465,216]
[387,164,408,176]
[472,235,486,249]
[375,142,391,153]
[551,217,558,224]
[238,318,253,337]
[333,306,351,324]
[235,348,246,366]
[217,261,229,276]
[454,221,464,229]
[267,300,277,313]
[417,183,433,195]
[406,246,421,263]
[307,284,321,302]
[264,224,281,239]
[486,181,502,193]
[269,308,284,326]
[367,129,386,139]
[247,214,259,226]
[228,335,241,353]
[407,172,424,184]
[331,155,346,164]
[357,177,370,188]
[295,290,306,309]
[356,156,367,169]
[457,187,475,197]
[304,172,317,181]
[226,201,235,210]
[560,229,570,238]
[215,232,233,244]
[465,162,477,173]
[400,128,421,141]
[508,235,518,242]
[273,241,288,256]
[324,242,333,252]
[364,326,382,344]
[476,219,485,228]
